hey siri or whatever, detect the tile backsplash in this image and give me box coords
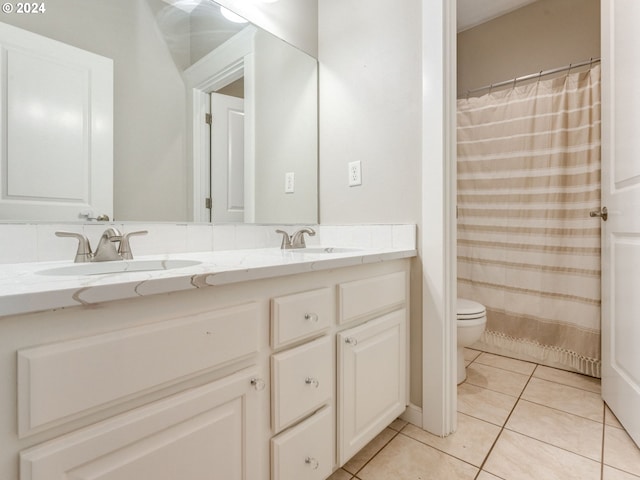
[0,223,416,264]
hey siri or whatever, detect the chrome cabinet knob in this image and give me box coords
[250,377,265,391]
[304,312,319,322]
[345,337,358,346]
[305,457,319,470]
[305,377,320,388]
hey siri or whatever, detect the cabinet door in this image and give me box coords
[20,368,267,480]
[337,309,406,465]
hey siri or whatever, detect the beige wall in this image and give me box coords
[318,0,424,406]
[458,0,600,96]
[318,0,422,225]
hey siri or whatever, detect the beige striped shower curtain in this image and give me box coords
[457,66,601,377]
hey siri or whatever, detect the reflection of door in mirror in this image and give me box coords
[210,91,245,223]
[0,23,113,222]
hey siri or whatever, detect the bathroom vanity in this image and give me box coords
[0,246,413,479]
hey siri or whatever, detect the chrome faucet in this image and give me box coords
[92,227,123,262]
[118,231,148,260]
[55,231,93,263]
[291,227,316,248]
[56,228,148,263]
[275,229,292,249]
[276,227,316,249]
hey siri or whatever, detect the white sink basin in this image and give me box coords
[38,259,202,276]
[289,247,362,254]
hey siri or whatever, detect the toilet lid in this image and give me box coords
[457,298,486,320]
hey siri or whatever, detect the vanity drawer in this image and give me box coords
[338,271,406,324]
[17,302,260,437]
[271,405,333,480]
[271,336,332,433]
[271,287,333,349]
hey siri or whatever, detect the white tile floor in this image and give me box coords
[329,349,640,480]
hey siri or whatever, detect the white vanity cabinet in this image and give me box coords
[0,258,411,480]
[15,301,268,480]
[336,272,408,465]
[269,267,409,477]
[269,287,334,480]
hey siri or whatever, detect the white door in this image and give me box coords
[601,0,640,447]
[0,23,112,221]
[210,92,244,223]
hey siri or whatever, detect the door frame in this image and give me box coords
[191,59,245,223]
[183,26,257,222]
[420,0,458,436]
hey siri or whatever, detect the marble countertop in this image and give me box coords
[0,246,416,318]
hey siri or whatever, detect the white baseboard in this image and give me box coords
[400,403,422,427]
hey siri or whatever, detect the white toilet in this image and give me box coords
[457,298,487,384]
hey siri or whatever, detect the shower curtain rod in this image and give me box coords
[460,57,601,98]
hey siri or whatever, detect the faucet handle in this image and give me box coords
[275,229,292,249]
[55,231,92,263]
[118,230,148,260]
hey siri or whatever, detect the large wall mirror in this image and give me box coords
[0,0,318,224]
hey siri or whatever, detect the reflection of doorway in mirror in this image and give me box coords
[210,88,245,223]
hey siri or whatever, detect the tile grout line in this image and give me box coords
[600,402,606,480]
[469,349,602,395]
[464,351,611,476]
[351,352,617,480]
[348,426,402,478]
[472,362,539,479]
[512,396,604,425]
[480,365,608,470]
[470,356,614,477]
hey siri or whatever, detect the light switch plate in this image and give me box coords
[285,172,295,193]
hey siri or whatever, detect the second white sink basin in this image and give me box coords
[38,259,202,276]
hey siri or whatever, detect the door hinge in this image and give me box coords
[205,113,212,125]
[205,198,212,209]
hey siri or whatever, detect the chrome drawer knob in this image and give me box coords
[305,457,319,470]
[304,312,319,322]
[250,377,265,391]
[305,377,320,388]
[345,337,358,346]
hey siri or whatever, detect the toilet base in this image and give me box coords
[457,347,466,384]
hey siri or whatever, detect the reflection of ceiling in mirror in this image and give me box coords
[153,0,247,67]
[160,0,200,13]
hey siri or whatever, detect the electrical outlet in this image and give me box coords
[348,161,362,186]
[285,172,295,193]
